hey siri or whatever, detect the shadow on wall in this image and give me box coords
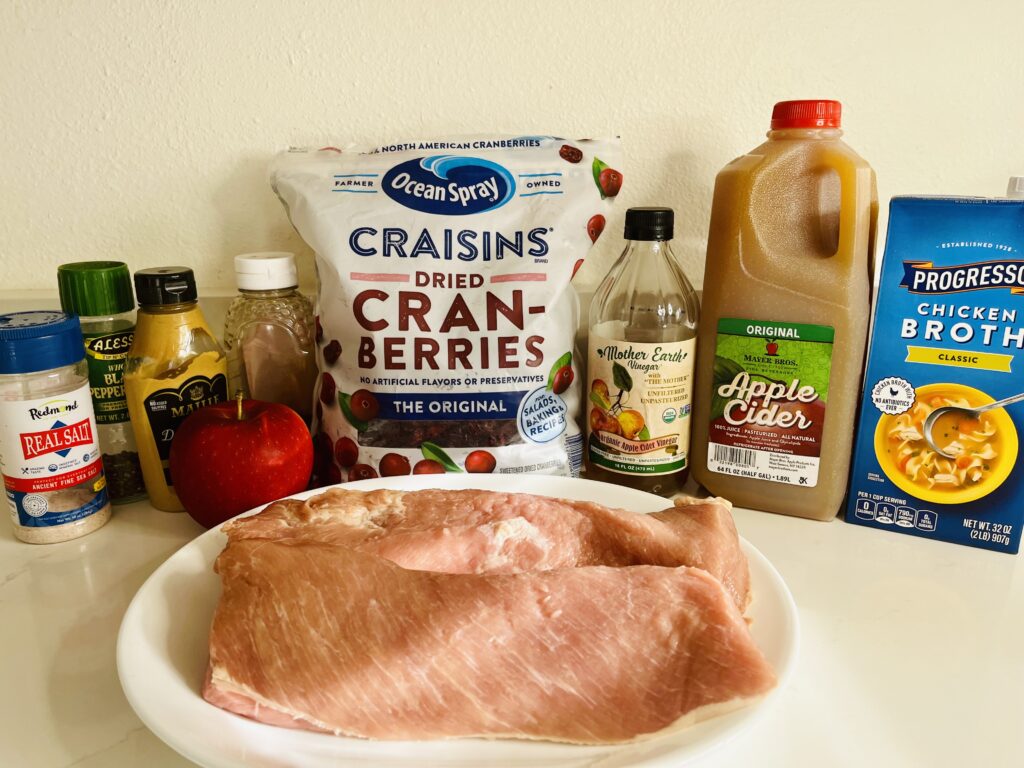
[212,152,316,290]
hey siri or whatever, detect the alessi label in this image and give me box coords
[84,328,134,424]
[586,334,695,476]
[706,318,833,487]
[0,381,108,528]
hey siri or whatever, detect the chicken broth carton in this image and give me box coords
[847,197,1024,554]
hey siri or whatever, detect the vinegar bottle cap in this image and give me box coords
[623,207,674,241]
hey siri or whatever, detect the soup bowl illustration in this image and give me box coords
[873,383,1018,505]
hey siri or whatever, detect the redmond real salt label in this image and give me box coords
[587,334,695,476]
[707,318,833,487]
[0,381,109,528]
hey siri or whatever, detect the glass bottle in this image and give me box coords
[124,268,228,512]
[223,252,316,423]
[57,261,147,504]
[586,207,700,496]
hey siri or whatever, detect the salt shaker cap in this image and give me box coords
[234,252,298,291]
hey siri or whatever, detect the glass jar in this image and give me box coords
[124,267,228,512]
[57,261,147,504]
[0,311,112,543]
[224,252,317,422]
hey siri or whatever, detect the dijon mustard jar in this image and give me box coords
[124,268,227,512]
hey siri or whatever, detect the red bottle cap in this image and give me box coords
[771,100,842,129]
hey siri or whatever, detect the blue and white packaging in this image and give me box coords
[271,137,622,481]
[847,196,1024,553]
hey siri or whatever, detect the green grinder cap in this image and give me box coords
[57,261,135,317]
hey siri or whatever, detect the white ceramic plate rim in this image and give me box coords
[117,475,800,768]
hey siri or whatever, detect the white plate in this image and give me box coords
[117,475,799,768]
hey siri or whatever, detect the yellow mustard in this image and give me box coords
[124,268,227,511]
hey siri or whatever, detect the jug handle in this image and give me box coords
[819,149,862,264]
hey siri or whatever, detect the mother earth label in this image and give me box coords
[707,318,833,487]
[586,334,695,476]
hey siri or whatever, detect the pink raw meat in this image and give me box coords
[224,489,750,610]
[203,539,776,743]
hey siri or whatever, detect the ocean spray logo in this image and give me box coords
[901,259,1024,295]
[382,155,515,215]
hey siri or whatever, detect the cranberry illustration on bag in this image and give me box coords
[272,136,622,481]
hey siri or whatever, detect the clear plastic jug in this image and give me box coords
[691,100,878,521]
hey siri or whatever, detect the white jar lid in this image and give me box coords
[234,252,298,290]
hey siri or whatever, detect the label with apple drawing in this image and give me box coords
[143,373,227,485]
[707,318,833,487]
[586,334,695,476]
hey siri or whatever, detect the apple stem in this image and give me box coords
[236,390,244,421]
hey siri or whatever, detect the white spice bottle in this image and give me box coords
[0,311,112,543]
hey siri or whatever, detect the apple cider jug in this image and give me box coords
[691,100,877,521]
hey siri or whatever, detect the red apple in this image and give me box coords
[169,396,313,529]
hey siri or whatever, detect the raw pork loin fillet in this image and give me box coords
[203,540,776,742]
[224,489,750,609]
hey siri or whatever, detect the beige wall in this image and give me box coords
[2,0,1021,297]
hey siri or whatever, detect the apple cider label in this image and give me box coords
[143,373,227,485]
[586,334,695,476]
[707,318,833,487]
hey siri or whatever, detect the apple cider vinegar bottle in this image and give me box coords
[586,207,700,496]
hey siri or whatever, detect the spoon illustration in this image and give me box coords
[923,391,1024,459]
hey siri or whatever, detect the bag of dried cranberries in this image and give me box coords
[271,136,622,483]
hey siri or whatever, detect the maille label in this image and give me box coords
[84,329,135,424]
[143,373,227,484]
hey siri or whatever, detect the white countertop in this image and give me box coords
[2,496,1022,768]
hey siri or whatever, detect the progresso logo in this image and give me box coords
[382,155,515,215]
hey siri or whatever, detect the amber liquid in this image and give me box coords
[691,127,878,520]
[586,239,700,497]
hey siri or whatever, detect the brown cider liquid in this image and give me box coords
[691,127,878,520]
